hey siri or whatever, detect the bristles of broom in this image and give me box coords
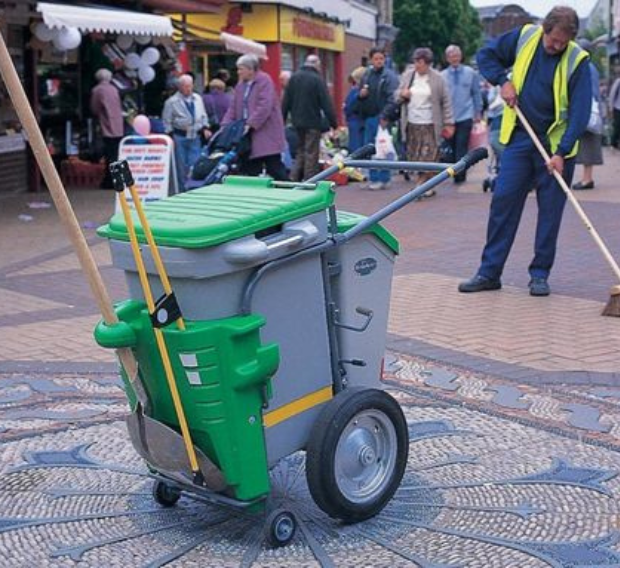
[602,285,620,317]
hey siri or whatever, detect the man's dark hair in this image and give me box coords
[542,6,579,38]
[369,46,385,58]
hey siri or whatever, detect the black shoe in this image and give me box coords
[572,181,594,190]
[529,277,550,296]
[458,274,502,293]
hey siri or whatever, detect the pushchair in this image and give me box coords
[186,119,249,190]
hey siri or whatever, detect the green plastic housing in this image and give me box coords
[94,300,279,502]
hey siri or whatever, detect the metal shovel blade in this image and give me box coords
[126,411,227,492]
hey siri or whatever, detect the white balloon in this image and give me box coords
[124,52,142,70]
[34,22,56,42]
[140,46,160,66]
[116,34,133,50]
[52,27,81,51]
[138,65,155,84]
[135,35,152,45]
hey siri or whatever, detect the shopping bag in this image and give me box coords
[586,98,603,135]
[468,121,488,150]
[375,125,396,160]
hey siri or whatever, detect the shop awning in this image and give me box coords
[36,2,175,36]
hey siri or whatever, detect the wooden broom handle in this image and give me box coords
[0,31,139,380]
[515,105,620,283]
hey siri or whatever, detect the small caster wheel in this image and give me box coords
[265,509,296,548]
[152,480,181,507]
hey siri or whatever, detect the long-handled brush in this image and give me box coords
[515,106,620,317]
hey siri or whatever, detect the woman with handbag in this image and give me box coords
[394,48,455,197]
[572,39,603,191]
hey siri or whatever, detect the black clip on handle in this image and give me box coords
[462,147,489,170]
[109,160,135,192]
[349,143,376,160]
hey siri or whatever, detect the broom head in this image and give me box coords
[602,285,620,317]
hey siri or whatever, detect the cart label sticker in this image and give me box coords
[186,371,202,386]
[180,353,198,368]
[354,257,377,276]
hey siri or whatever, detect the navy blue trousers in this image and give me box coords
[478,129,575,281]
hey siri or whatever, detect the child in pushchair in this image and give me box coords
[186,119,250,190]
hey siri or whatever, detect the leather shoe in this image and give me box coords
[529,277,550,296]
[572,181,594,190]
[458,274,502,293]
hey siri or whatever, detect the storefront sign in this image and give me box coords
[280,8,344,51]
[116,135,176,212]
[0,133,26,155]
[170,4,278,43]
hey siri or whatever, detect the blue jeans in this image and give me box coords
[478,130,574,281]
[363,116,390,184]
[173,134,201,192]
[450,119,473,182]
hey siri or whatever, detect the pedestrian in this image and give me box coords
[459,5,591,297]
[394,48,454,197]
[202,78,232,131]
[162,74,212,192]
[573,39,603,190]
[344,66,366,153]
[221,54,288,180]
[441,45,483,184]
[608,73,620,148]
[356,47,399,190]
[90,68,124,189]
[282,54,337,181]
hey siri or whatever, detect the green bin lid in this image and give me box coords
[336,210,399,255]
[98,176,335,249]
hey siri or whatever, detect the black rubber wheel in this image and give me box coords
[152,480,181,507]
[305,387,408,523]
[265,509,297,548]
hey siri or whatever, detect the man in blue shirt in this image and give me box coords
[459,6,591,297]
[442,45,482,184]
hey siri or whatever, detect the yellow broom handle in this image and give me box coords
[117,192,200,475]
[126,184,185,330]
[0,30,141,386]
[515,106,620,283]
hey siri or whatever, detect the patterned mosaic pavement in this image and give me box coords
[1,356,620,567]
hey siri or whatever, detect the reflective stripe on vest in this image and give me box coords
[500,25,588,158]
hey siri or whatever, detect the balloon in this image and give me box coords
[140,46,160,66]
[133,114,151,136]
[53,27,81,51]
[33,22,56,42]
[135,34,152,45]
[124,52,141,70]
[116,34,133,50]
[138,65,155,84]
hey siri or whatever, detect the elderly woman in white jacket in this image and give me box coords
[395,47,454,195]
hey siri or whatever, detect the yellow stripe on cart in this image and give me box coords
[263,386,333,428]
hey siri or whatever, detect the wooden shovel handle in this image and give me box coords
[0,31,139,379]
[515,106,620,284]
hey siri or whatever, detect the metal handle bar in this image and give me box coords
[305,143,376,184]
[337,147,488,245]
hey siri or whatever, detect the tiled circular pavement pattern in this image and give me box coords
[2,362,620,567]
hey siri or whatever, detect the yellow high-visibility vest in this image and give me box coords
[500,25,588,158]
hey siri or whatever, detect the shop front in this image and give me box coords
[172,4,345,122]
[1,1,176,192]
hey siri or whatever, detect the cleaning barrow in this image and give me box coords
[94,147,488,546]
